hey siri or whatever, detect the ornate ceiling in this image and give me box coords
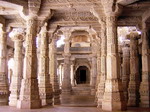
[0,0,149,33]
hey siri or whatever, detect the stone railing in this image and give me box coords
[57,47,92,53]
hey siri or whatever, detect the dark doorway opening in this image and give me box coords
[80,70,86,83]
[76,66,90,84]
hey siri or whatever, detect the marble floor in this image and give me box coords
[0,106,150,112]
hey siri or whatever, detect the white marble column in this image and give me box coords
[61,32,72,94]
[17,17,41,109]
[101,1,126,111]
[97,18,106,107]
[140,23,150,107]
[122,41,130,102]
[0,24,9,105]
[71,63,75,87]
[91,54,97,95]
[9,31,24,106]
[62,54,72,94]
[127,31,140,106]
[38,23,53,106]
[49,38,60,105]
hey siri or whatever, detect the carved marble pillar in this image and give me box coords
[62,54,72,94]
[91,54,97,95]
[97,19,106,107]
[0,24,9,105]
[101,1,126,111]
[49,38,60,105]
[140,23,150,107]
[61,32,72,94]
[9,32,24,106]
[127,32,140,106]
[122,41,130,102]
[71,63,75,87]
[17,17,41,109]
[38,23,53,106]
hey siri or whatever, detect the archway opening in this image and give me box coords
[76,66,90,84]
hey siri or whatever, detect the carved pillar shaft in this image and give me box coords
[49,38,60,105]
[91,55,97,95]
[140,24,150,107]
[102,16,126,111]
[17,18,41,109]
[71,64,75,87]
[38,24,53,106]
[61,54,72,94]
[0,24,9,105]
[9,33,24,106]
[122,43,130,102]
[97,23,106,107]
[61,32,72,94]
[128,32,140,106]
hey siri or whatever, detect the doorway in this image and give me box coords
[76,66,90,84]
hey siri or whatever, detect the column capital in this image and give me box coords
[10,31,25,42]
[101,0,122,17]
[126,31,140,40]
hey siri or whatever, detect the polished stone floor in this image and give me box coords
[0,106,150,112]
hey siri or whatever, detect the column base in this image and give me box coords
[41,99,53,106]
[102,99,126,111]
[17,99,41,109]
[140,83,150,107]
[0,94,8,105]
[102,79,127,111]
[9,99,17,106]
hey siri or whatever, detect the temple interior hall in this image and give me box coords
[0,0,150,112]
